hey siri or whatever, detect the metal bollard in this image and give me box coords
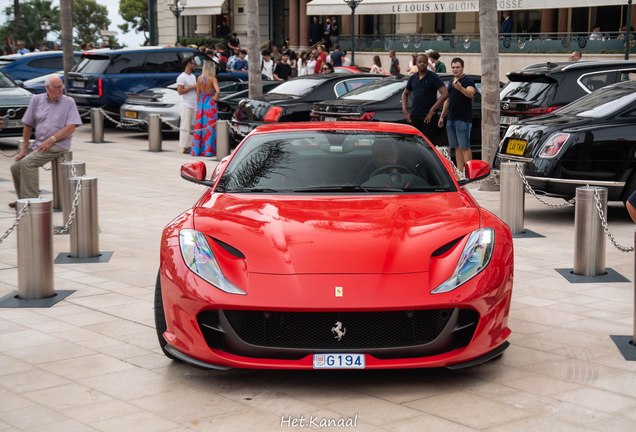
[573,186,607,277]
[16,198,54,299]
[148,114,162,152]
[51,151,72,210]
[91,108,104,143]
[217,120,230,158]
[17,139,35,152]
[499,162,525,234]
[69,177,99,259]
[61,161,86,225]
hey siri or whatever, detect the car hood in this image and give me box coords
[314,98,375,109]
[193,193,479,275]
[1,86,33,104]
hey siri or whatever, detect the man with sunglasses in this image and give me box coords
[9,75,81,208]
[177,57,198,153]
[401,54,448,144]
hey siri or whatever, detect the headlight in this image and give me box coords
[179,229,246,295]
[431,228,495,294]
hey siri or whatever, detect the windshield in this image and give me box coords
[557,85,636,118]
[268,79,323,97]
[216,131,456,193]
[0,70,16,87]
[501,77,557,102]
[341,80,406,101]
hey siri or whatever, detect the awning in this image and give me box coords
[181,0,226,16]
[307,0,629,15]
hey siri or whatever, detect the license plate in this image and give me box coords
[72,81,84,88]
[500,116,518,125]
[506,139,527,156]
[124,111,138,118]
[313,353,365,369]
[238,125,250,133]
[7,120,22,128]
[324,116,338,121]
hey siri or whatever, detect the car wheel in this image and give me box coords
[621,169,636,208]
[154,271,177,360]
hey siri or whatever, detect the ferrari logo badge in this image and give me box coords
[332,322,346,340]
[335,287,343,297]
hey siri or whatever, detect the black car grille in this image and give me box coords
[197,309,479,359]
[0,107,26,120]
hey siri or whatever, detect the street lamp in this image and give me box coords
[40,18,51,46]
[343,0,363,66]
[167,0,187,45]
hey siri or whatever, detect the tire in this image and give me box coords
[620,169,636,208]
[154,270,177,360]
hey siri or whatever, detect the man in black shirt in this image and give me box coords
[217,18,230,39]
[274,52,292,81]
[228,33,240,51]
[401,54,449,143]
[310,17,322,46]
[438,57,475,173]
[330,44,344,67]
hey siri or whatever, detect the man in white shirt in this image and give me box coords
[590,26,602,41]
[261,50,274,80]
[176,57,197,154]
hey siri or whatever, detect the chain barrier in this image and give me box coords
[158,116,216,134]
[0,148,19,158]
[514,163,576,208]
[53,164,82,235]
[0,202,30,245]
[592,187,635,253]
[42,163,52,171]
[80,111,91,119]
[96,108,145,128]
[439,147,465,179]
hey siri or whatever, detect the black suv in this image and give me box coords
[500,60,636,133]
[67,46,245,118]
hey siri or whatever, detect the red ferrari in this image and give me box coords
[156,122,514,370]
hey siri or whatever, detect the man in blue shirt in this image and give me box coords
[401,54,448,143]
[438,57,476,174]
[231,50,248,72]
[16,40,29,54]
[330,44,344,67]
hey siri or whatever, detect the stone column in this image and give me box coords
[289,0,299,51]
[541,9,557,34]
[558,8,569,33]
[299,0,309,50]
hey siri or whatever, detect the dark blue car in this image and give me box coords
[67,46,248,117]
[0,51,82,82]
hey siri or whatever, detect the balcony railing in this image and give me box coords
[338,32,636,54]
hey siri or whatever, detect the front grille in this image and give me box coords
[0,107,26,120]
[222,309,454,349]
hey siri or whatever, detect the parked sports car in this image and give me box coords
[230,73,387,142]
[334,66,391,75]
[495,80,636,205]
[156,121,514,370]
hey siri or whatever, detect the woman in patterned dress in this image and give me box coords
[192,61,220,156]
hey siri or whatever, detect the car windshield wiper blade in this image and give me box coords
[225,188,279,193]
[293,185,403,193]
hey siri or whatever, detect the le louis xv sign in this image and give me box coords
[390,0,526,13]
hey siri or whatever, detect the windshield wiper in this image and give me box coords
[225,188,279,193]
[293,185,403,193]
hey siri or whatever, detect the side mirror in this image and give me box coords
[14,80,24,88]
[458,160,490,185]
[180,161,215,187]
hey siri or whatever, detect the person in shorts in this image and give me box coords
[438,57,475,174]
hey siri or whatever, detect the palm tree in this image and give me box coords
[13,0,20,39]
[479,0,500,190]
[60,0,73,93]
[246,0,263,100]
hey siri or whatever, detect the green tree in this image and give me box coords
[73,0,111,45]
[118,0,149,45]
[0,0,60,46]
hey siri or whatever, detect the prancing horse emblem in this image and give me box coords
[331,322,346,341]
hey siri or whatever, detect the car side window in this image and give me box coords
[28,57,63,69]
[146,52,182,73]
[578,71,617,93]
[334,82,348,97]
[106,54,147,74]
[334,79,375,97]
[620,71,636,81]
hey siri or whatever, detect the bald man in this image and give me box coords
[9,75,82,208]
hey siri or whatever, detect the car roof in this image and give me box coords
[84,47,200,56]
[250,121,422,135]
[0,51,82,60]
[517,60,636,74]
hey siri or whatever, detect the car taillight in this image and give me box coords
[342,111,375,121]
[263,106,282,122]
[524,106,563,117]
[539,133,570,158]
[98,78,102,97]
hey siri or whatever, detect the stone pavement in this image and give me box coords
[1,124,636,431]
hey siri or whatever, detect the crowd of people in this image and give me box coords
[2,37,112,55]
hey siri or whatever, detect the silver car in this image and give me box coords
[0,70,33,138]
[119,78,246,132]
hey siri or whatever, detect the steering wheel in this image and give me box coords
[370,164,411,177]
